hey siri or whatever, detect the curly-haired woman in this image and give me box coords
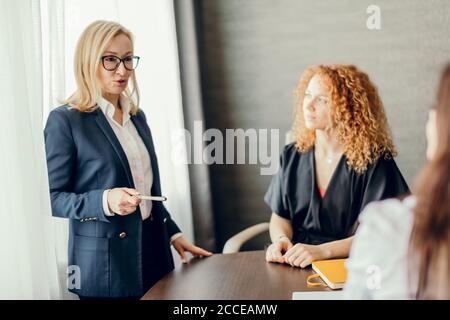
[264,64,409,268]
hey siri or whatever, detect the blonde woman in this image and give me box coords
[265,64,409,268]
[44,20,212,300]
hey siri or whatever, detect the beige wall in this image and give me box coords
[198,0,450,249]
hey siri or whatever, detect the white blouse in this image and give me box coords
[97,96,183,243]
[98,96,153,221]
[343,196,418,299]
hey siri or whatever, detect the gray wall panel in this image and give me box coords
[197,0,450,250]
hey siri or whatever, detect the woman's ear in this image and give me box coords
[426,109,438,161]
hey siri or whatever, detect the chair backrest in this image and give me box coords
[221,131,295,254]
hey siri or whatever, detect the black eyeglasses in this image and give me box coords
[101,55,140,71]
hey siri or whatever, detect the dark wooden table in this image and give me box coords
[142,250,331,300]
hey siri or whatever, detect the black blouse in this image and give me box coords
[264,143,410,245]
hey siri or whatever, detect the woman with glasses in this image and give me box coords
[44,20,212,300]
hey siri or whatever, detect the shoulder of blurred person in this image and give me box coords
[343,195,418,299]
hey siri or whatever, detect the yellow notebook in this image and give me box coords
[311,259,348,290]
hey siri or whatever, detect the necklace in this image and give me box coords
[314,143,343,165]
[317,150,341,165]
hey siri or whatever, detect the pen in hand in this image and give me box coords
[137,195,167,202]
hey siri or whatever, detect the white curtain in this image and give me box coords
[0,0,61,299]
[43,0,195,281]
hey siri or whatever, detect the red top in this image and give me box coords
[319,188,326,199]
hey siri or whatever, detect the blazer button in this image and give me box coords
[119,232,127,239]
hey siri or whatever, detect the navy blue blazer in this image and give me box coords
[44,104,181,297]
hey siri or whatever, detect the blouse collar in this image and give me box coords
[97,95,131,125]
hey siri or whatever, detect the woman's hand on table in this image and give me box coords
[283,243,330,268]
[265,238,293,263]
[172,235,213,263]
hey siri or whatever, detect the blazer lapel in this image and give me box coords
[94,108,135,188]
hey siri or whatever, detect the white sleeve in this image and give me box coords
[343,198,413,300]
[343,203,379,299]
[102,189,115,217]
[170,232,183,244]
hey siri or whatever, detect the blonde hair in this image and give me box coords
[65,20,140,114]
[293,64,397,174]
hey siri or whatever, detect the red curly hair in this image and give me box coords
[292,64,397,173]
